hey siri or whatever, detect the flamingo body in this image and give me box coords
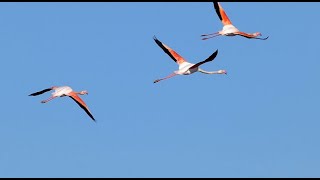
[29,86,95,121]
[176,62,198,75]
[153,36,226,83]
[201,2,268,40]
[222,24,239,35]
[51,86,73,97]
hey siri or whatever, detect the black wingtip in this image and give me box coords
[213,2,223,21]
[87,112,96,122]
[212,49,219,60]
[153,36,162,46]
[212,49,219,58]
[90,114,96,121]
[28,88,52,97]
[153,35,158,41]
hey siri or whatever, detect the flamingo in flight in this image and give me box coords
[201,2,269,40]
[153,36,227,84]
[29,86,95,121]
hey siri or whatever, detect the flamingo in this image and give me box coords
[29,86,95,121]
[153,36,227,84]
[201,2,269,40]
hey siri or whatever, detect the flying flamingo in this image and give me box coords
[153,36,227,84]
[29,86,95,121]
[201,2,269,40]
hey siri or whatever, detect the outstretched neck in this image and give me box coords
[198,68,221,74]
[74,90,88,95]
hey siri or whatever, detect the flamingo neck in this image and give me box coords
[198,68,221,74]
[75,91,87,95]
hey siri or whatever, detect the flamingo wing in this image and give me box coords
[189,49,219,69]
[214,2,232,26]
[68,92,95,121]
[153,36,186,65]
[29,87,53,96]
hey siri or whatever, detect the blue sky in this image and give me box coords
[0,2,319,178]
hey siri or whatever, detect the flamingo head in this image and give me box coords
[79,90,88,95]
[253,32,262,37]
[218,70,227,75]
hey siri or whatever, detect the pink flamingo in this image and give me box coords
[201,2,269,40]
[29,86,95,121]
[153,36,227,84]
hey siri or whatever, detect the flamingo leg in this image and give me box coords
[154,73,177,83]
[202,34,221,40]
[201,32,219,37]
[41,96,57,103]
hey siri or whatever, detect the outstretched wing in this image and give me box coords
[29,87,53,96]
[189,49,219,69]
[153,36,186,65]
[68,92,95,121]
[214,2,232,26]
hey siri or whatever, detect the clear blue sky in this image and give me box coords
[0,2,319,178]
